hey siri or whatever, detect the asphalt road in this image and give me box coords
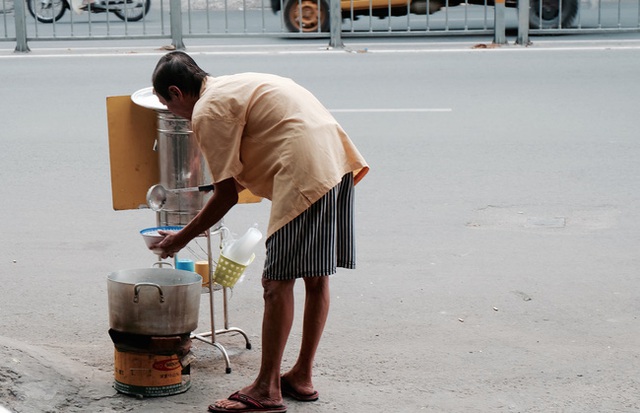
[1,35,640,412]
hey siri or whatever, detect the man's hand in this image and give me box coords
[151,230,188,259]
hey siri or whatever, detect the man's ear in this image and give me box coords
[167,85,181,100]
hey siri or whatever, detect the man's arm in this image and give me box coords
[153,177,239,258]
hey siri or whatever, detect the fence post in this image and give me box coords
[13,0,30,53]
[516,0,530,45]
[169,0,185,50]
[493,0,507,44]
[328,0,343,48]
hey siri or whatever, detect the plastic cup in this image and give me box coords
[176,259,195,272]
[195,261,209,285]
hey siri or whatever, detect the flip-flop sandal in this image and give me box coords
[208,391,287,413]
[280,377,319,402]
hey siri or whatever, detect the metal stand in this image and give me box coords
[152,219,251,374]
[189,225,252,374]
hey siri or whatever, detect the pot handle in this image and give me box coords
[133,283,165,303]
[152,261,174,268]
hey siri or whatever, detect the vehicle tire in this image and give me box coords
[283,0,330,32]
[27,0,67,23]
[529,0,578,28]
[113,0,151,21]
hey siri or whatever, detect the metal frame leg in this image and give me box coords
[190,224,251,374]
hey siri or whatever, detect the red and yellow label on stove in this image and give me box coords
[114,350,182,387]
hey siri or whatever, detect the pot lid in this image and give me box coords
[131,87,168,111]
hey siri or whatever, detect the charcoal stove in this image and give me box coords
[109,330,194,397]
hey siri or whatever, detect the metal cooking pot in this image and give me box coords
[107,268,202,336]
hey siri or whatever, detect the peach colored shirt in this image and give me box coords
[192,74,369,237]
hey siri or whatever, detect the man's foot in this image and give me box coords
[280,376,319,402]
[208,391,287,413]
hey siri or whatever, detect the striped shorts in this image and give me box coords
[263,173,355,281]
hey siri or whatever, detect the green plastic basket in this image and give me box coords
[214,254,255,287]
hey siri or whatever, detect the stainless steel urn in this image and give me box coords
[156,112,212,226]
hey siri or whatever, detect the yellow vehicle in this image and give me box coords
[271,0,579,32]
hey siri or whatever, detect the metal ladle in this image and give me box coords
[146,184,215,211]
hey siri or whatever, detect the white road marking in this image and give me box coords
[2,39,640,59]
[330,108,452,113]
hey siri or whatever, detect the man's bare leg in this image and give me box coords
[281,276,330,396]
[212,278,295,411]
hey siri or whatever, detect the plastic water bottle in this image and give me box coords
[222,227,263,265]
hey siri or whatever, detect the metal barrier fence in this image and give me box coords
[1,0,639,51]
